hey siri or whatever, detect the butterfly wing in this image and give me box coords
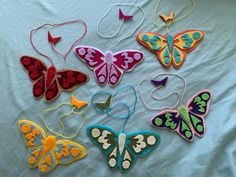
[186,90,212,116]
[46,69,89,101]
[38,151,58,174]
[87,125,119,169]
[75,46,105,68]
[172,30,204,68]
[38,139,87,174]
[117,132,160,172]
[18,120,47,168]
[106,64,122,87]
[150,110,194,141]
[43,68,89,102]
[75,46,109,85]
[117,146,136,172]
[20,56,47,98]
[36,140,86,174]
[186,90,212,137]
[56,70,88,90]
[27,146,45,168]
[126,132,160,157]
[54,140,87,164]
[113,50,144,72]
[18,120,46,147]
[44,79,60,101]
[136,32,172,68]
[108,50,143,87]
[97,63,112,86]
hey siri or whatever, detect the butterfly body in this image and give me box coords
[87,125,160,172]
[104,51,116,73]
[167,35,174,52]
[151,90,212,141]
[20,56,88,101]
[75,46,144,87]
[18,120,87,174]
[118,133,126,155]
[45,66,56,88]
[136,30,204,68]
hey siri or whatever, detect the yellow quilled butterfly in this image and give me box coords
[18,120,87,175]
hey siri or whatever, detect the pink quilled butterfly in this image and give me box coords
[74,46,144,87]
[20,56,89,102]
[150,90,212,141]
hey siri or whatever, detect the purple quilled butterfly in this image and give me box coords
[150,90,212,142]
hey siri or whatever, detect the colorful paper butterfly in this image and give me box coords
[48,31,61,45]
[119,9,133,21]
[136,30,204,69]
[94,95,112,112]
[74,46,144,87]
[150,90,212,141]
[20,56,89,101]
[91,85,137,119]
[159,11,174,24]
[18,120,87,175]
[87,125,160,172]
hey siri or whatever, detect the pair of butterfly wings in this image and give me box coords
[75,47,144,87]
[20,56,88,101]
[136,30,204,68]
[151,90,212,141]
[87,126,160,172]
[18,120,86,174]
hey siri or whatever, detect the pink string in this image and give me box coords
[30,20,87,65]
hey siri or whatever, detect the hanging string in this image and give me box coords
[91,92,131,120]
[152,0,196,33]
[42,102,87,139]
[121,86,137,132]
[30,20,87,64]
[96,4,145,50]
[91,85,137,132]
[139,73,186,111]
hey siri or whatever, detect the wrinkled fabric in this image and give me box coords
[0,0,236,177]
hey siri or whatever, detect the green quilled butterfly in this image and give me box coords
[150,89,212,141]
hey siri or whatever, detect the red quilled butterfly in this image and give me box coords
[20,56,89,102]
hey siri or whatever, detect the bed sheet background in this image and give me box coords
[0,0,236,177]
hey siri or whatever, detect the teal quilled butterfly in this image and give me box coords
[87,125,160,172]
[150,90,212,142]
